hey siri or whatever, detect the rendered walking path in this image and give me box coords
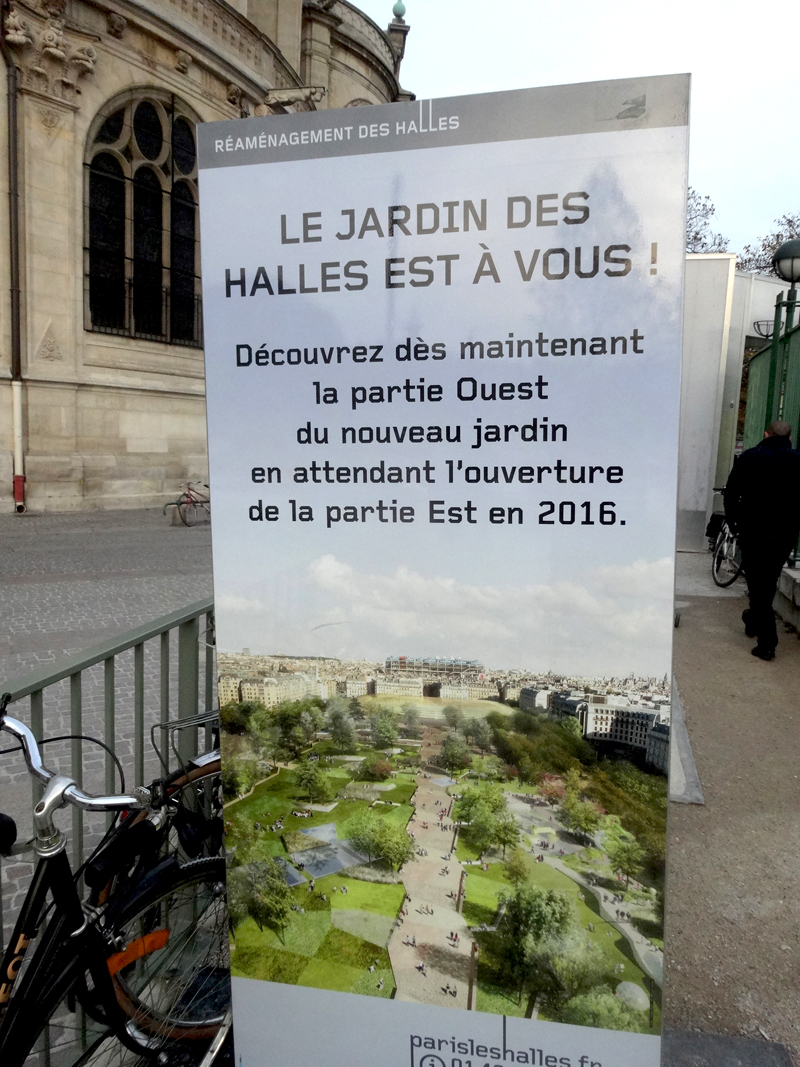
[388,728,475,1009]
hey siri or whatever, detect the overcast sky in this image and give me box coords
[357,0,798,255]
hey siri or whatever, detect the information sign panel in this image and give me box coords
[198,74,689,1065]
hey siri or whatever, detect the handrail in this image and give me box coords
[3,597,214,702]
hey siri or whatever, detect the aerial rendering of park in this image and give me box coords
[221,691,666,1033]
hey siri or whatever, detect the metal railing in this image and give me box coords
[0,597,215,932]
[742,289,800,449]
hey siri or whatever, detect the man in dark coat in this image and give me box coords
[724,420,800,659]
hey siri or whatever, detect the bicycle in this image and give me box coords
[163,483,210,528]
[712,518,743,587]
[0,695,231,1067]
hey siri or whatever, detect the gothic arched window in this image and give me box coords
[85,93,201,346]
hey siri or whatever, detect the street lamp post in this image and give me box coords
[772,238,800,332]
[761,240,800,427]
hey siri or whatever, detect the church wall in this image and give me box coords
[0,0,411,511]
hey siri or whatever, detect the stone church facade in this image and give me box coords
[0,0,412,511]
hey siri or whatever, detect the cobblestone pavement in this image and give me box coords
[0,508,213,934]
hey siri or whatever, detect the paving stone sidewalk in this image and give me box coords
[666,551,800,1065]
[0,508,213,931]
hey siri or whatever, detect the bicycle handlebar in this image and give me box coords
[0,709,147,814]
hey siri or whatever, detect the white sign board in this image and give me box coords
[198,74,688,1066]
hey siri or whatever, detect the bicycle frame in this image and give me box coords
[0,706,226,1064]
[0,845,149,1066]
[0,847,82,1008]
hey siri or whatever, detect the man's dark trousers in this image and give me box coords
[739,533,795,652]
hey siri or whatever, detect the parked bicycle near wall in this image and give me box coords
[164,482,211,527]
[0,694,231,1067]
[710,487,743,588]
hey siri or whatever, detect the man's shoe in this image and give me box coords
[742,609,757,638]
[751,646,775,661]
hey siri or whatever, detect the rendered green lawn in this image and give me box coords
[230,874,401,998]
[227,757,410,1000]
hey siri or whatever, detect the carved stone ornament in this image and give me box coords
[40,0,66,18]
[38,106,60,134]
[175,49,192,74]
[106,13,126,39]
[226,83,242,106]
[40,15,64,59]
[263,85,326,107]
[35,328,63,362]
[5,4,97,103]
[5,8,33,46]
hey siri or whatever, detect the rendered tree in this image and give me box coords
[250,859,294,943]
[561,797,601,843]
[443,705,464,731]
[559,988,639,1031]
[453,782,506,822]
[370,708,399,749]
[468,802,499,858]
[539,779,564,807]
[494,809,521,858]
[440,730,470,774]
[344,809,383,864]
[401,703,420,736]
[294,759,324,800]
[221,757,242,802]
[328,708,357,754]
[226,867,250,946]
[250,713,283,769]
[376,822,415,871]
[220,699,263,736]
[471,718,493,753]
[300,707,324,742]
[560,716,583,739]
[563,767,582,797]
[686,187,729,253]
[233,758,257,797]
[470,754,501,779]
[504,847,533,888]
[349,697,365,720]
[500,885,576,1002]
[545,933,615,1009]
[368,758,394,781]
[228,813,258,867]
[605,835,645,889]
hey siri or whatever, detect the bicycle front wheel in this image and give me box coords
[8,858,229,1067]
[712,533,743,587]
[179,502,198,527]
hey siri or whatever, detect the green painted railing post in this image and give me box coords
[767,292,785,426]
[30,689,43,804]
[178,617,199,765]
[70,673,83,868]
[134,642,145,788]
